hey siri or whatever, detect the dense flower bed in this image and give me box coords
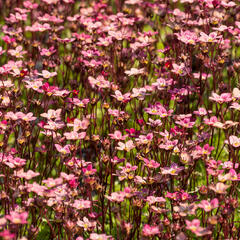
[0,0,240,239]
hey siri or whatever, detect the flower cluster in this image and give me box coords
[0,0,240,239]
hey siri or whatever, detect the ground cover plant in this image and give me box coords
[1,0,240,239]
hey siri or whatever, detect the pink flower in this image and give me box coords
[108,130,128,140]
[68,98,89,108]
[105,191,125,202]
[173,203,197,217]
[135,133,153,144]
[172,63,189,76]
[6,211,28,224]
[175,30,198,45]
[193,107,208,116]
[125,68,144,76]
[72,199,91,210]
[142,224,159,236]
[0,230,15,239]
[88,75,110,89]
[111,90,131,103]
[116,140,135,151]
[152,78,173,90]
[40,109,61,120]
[67,118,89,131]
[233,88,240,99]
[144,102,172,117]
[147,118,162,127]
[194,144,214,156]
[25,22,51,32]
[204,116,218,126]
[77,217,96,231]
[27,182,47,196]
[199,31,221,43]
[64,131,86,140]
[55,144,71,154]
[161,163,184,175]
[209,182,230,194]
[82,164,97,176]
[175,117,195,128]
[14,169,40,180]
[198,198,219,212]
[8,46,26,58]
[159,139,178,150]
[228,169,240,181]
[143,158,160,169]
[227,135,240,148]
[40,46,56,56]
[24,79,43,92]
[209,92,232,104]
[5,112,36,122]
[43,120,65,130]
[23,1,39,9]
[38,70,57,79]
[89,233,112,240]
[186,219,212,237]
[146,196,166,205]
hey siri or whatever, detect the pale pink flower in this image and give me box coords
[145,102,172,117]
[186,219,212,237]
[175,117,195,128]
[72,199,91,210]
[233,88,240,99]
[161,163,184,175]
[143,158,160,169]
[136,133,153,144]
[146,196,166,205]
[55,144,71,154]
[24,79,43,92]
[64,131,86,140]
[89,233,112,240]
[67,118,89,131]
[199,31,221,43]
[209,92,232,104]
[27,182,47,196]
[159,139,178,150]
[198,199,219,212]
[147,118,162,127]
[14,169,39,180]
[38,70,57,79]
[209,182,230,194]
[40,46,56,56]
[173,202,197,217]
[77,217,96,231]
[88,75,110,89]
[43,120,65,130]
[25,22,51,32]
[175,30,198,45]
[125,68,144,76]
[105,191,125,202]
[172,63,189,76]
[108,130,128,140]
[227,135,240,148]
[6,211,28,224]
[111,90,131,102]
[193,107,208,116]
[40,109,62,120]
[142,224,159,236]
[116,140,135,151]
[68,98,89,107]
[8,46,26,58]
